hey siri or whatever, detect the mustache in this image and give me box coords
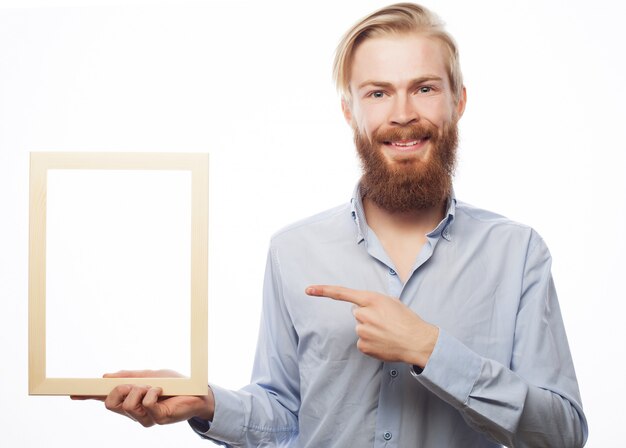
[372,124,435,145]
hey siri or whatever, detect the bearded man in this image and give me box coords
[92,3,588,447]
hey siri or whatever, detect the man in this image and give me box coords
[93,3,588,446]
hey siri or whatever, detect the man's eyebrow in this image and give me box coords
[356,80,394,90]
[408,76,444,88]
[356,76,444,91]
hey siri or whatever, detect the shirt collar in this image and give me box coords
[349,183,457,244]
[350,184,367,244]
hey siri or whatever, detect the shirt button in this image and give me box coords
[390,369,398,378]
[389,268,396,275]
[383,431,392,441]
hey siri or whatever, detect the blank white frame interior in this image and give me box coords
[29,152,208,396]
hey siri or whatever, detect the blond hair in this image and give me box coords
[333,2,463,101]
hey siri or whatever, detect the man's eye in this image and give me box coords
[418,86,433,94]
[370,91,385,99]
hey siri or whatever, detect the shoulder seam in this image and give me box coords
[455,202,531,230]
[270,204,350,241]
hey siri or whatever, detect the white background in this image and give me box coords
[1,0,624,446]
[45,170,191,377]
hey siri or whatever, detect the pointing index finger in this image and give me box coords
[305,285,370,307]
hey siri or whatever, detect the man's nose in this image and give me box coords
[389,94,419,126]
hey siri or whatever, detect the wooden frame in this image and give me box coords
[29,152,208,396]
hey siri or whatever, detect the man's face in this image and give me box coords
[343,33,466,212]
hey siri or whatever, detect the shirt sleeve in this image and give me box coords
[413,230,588,447]
[189,248,300,447]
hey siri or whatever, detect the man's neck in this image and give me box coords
[362,197,447,283]
[363,196,447,235]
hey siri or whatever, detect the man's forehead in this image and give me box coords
[349,33,449,87]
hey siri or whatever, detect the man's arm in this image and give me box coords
[306,232,588,447]
[189,248,300,446]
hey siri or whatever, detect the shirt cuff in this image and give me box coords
[188,416,211,434]
[187,384,246,444]
[411,327,482,408]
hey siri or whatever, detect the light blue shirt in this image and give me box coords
[191,186,588,447]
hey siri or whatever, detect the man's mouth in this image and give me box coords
[384,137,430,150]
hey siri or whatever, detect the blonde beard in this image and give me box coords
[354,121,458,212]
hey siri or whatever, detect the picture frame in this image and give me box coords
[28,152,208,396]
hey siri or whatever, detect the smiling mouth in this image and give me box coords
[384,137,430,150]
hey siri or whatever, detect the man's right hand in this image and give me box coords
[71,369,215,428]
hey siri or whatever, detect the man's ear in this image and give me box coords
[455,86,467,119]
[341,97,353,126]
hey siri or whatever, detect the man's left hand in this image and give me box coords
[305,285,439,368]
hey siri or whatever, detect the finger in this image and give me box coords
[103,369,184,379]
[305,285,371,307]
[70,395,105,401]
[352,306,368,323]
[142,387,168,424]
[142,387,162,409]
[104,384,133,415]
[122,385,154,427]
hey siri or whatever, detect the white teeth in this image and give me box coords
[392,140,420,147]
